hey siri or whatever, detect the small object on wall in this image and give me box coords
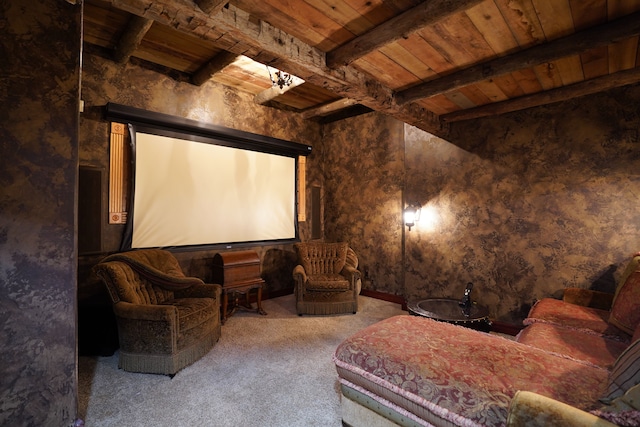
[109,122,129,224]
[298,155,306,222]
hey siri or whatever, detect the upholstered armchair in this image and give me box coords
[292,242,361,315]
[93,249,221,375]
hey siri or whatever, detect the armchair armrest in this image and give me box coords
[507,391,616,427]
[113,300,177,322]
[292,265,307,283]
[174,282,221,300]
[340,264,360,279]
[563,287,614,310]
[112,301,177,353]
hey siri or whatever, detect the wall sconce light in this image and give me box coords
[404,204,421,231]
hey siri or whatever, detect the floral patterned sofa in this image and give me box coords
[333,254,640,427]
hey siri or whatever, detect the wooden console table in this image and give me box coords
[213,250,267,324]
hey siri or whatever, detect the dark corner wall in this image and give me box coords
[1,0,81,426]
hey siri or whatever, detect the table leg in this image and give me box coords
[222,291,229,325]
[256,286,266,316]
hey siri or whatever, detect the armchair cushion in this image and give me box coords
[296,241,348,275]
[304,274,350,291]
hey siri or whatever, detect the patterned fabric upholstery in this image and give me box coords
[609,261,640,335]
[293,242,360,315]
[94,249,222,375]
[601,339,640,403]
[296,241,348,276]
[334,315,608,427]
[516,322,629,368]
[524,297,630,340]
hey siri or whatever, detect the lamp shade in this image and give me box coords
[404,204,421,230]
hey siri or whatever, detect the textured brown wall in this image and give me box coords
[321,114,406,296]
[0,0,81,425]
[79,49,323,295]
[405,86,640,323]
[320,86,640,324]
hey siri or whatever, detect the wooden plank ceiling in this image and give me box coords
[83,0,640,137]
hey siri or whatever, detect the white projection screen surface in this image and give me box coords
[130,130,297,249]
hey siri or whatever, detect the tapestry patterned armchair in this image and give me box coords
[93,249,221,375]
[293,242,361,315]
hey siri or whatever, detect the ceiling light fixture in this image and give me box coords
[266,65,294,89]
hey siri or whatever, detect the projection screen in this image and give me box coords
[104,103,311,251]
[124,127,301,249]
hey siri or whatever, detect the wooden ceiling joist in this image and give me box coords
[113,15,153,63]
[301,98,359,119]
[441,66,640,122]
[195,0,228,15]
[396,11,640,105]
[191,51,240,86]
[326,0,484,68]
[102,0,447,137]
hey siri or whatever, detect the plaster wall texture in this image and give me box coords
[0,0,81,425]
[321,114,406,296]
[405,84,640,322]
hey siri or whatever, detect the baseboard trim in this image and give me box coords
[262,288,523,335]
[360,289,407,310]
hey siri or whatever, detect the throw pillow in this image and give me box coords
[633,323,640,344]
[609,267,640,335]
[601,339,640,403]
[609,252,640,335]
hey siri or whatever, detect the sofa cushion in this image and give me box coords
[602,339,640,403]
[516,323,629,369]
[524,298,628,340]
[334,315,608,427]
[609,268,640,335]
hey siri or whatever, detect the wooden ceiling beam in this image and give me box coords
[191,51,240,86]
[396,11,640,105]
[194,0,228,15]
[113,15,153,63]
[104,0,448,137]
[441,66,640,123]
[301,98,359,119]
[326,0,484,68]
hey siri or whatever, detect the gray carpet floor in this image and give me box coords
[78,294,405,426]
